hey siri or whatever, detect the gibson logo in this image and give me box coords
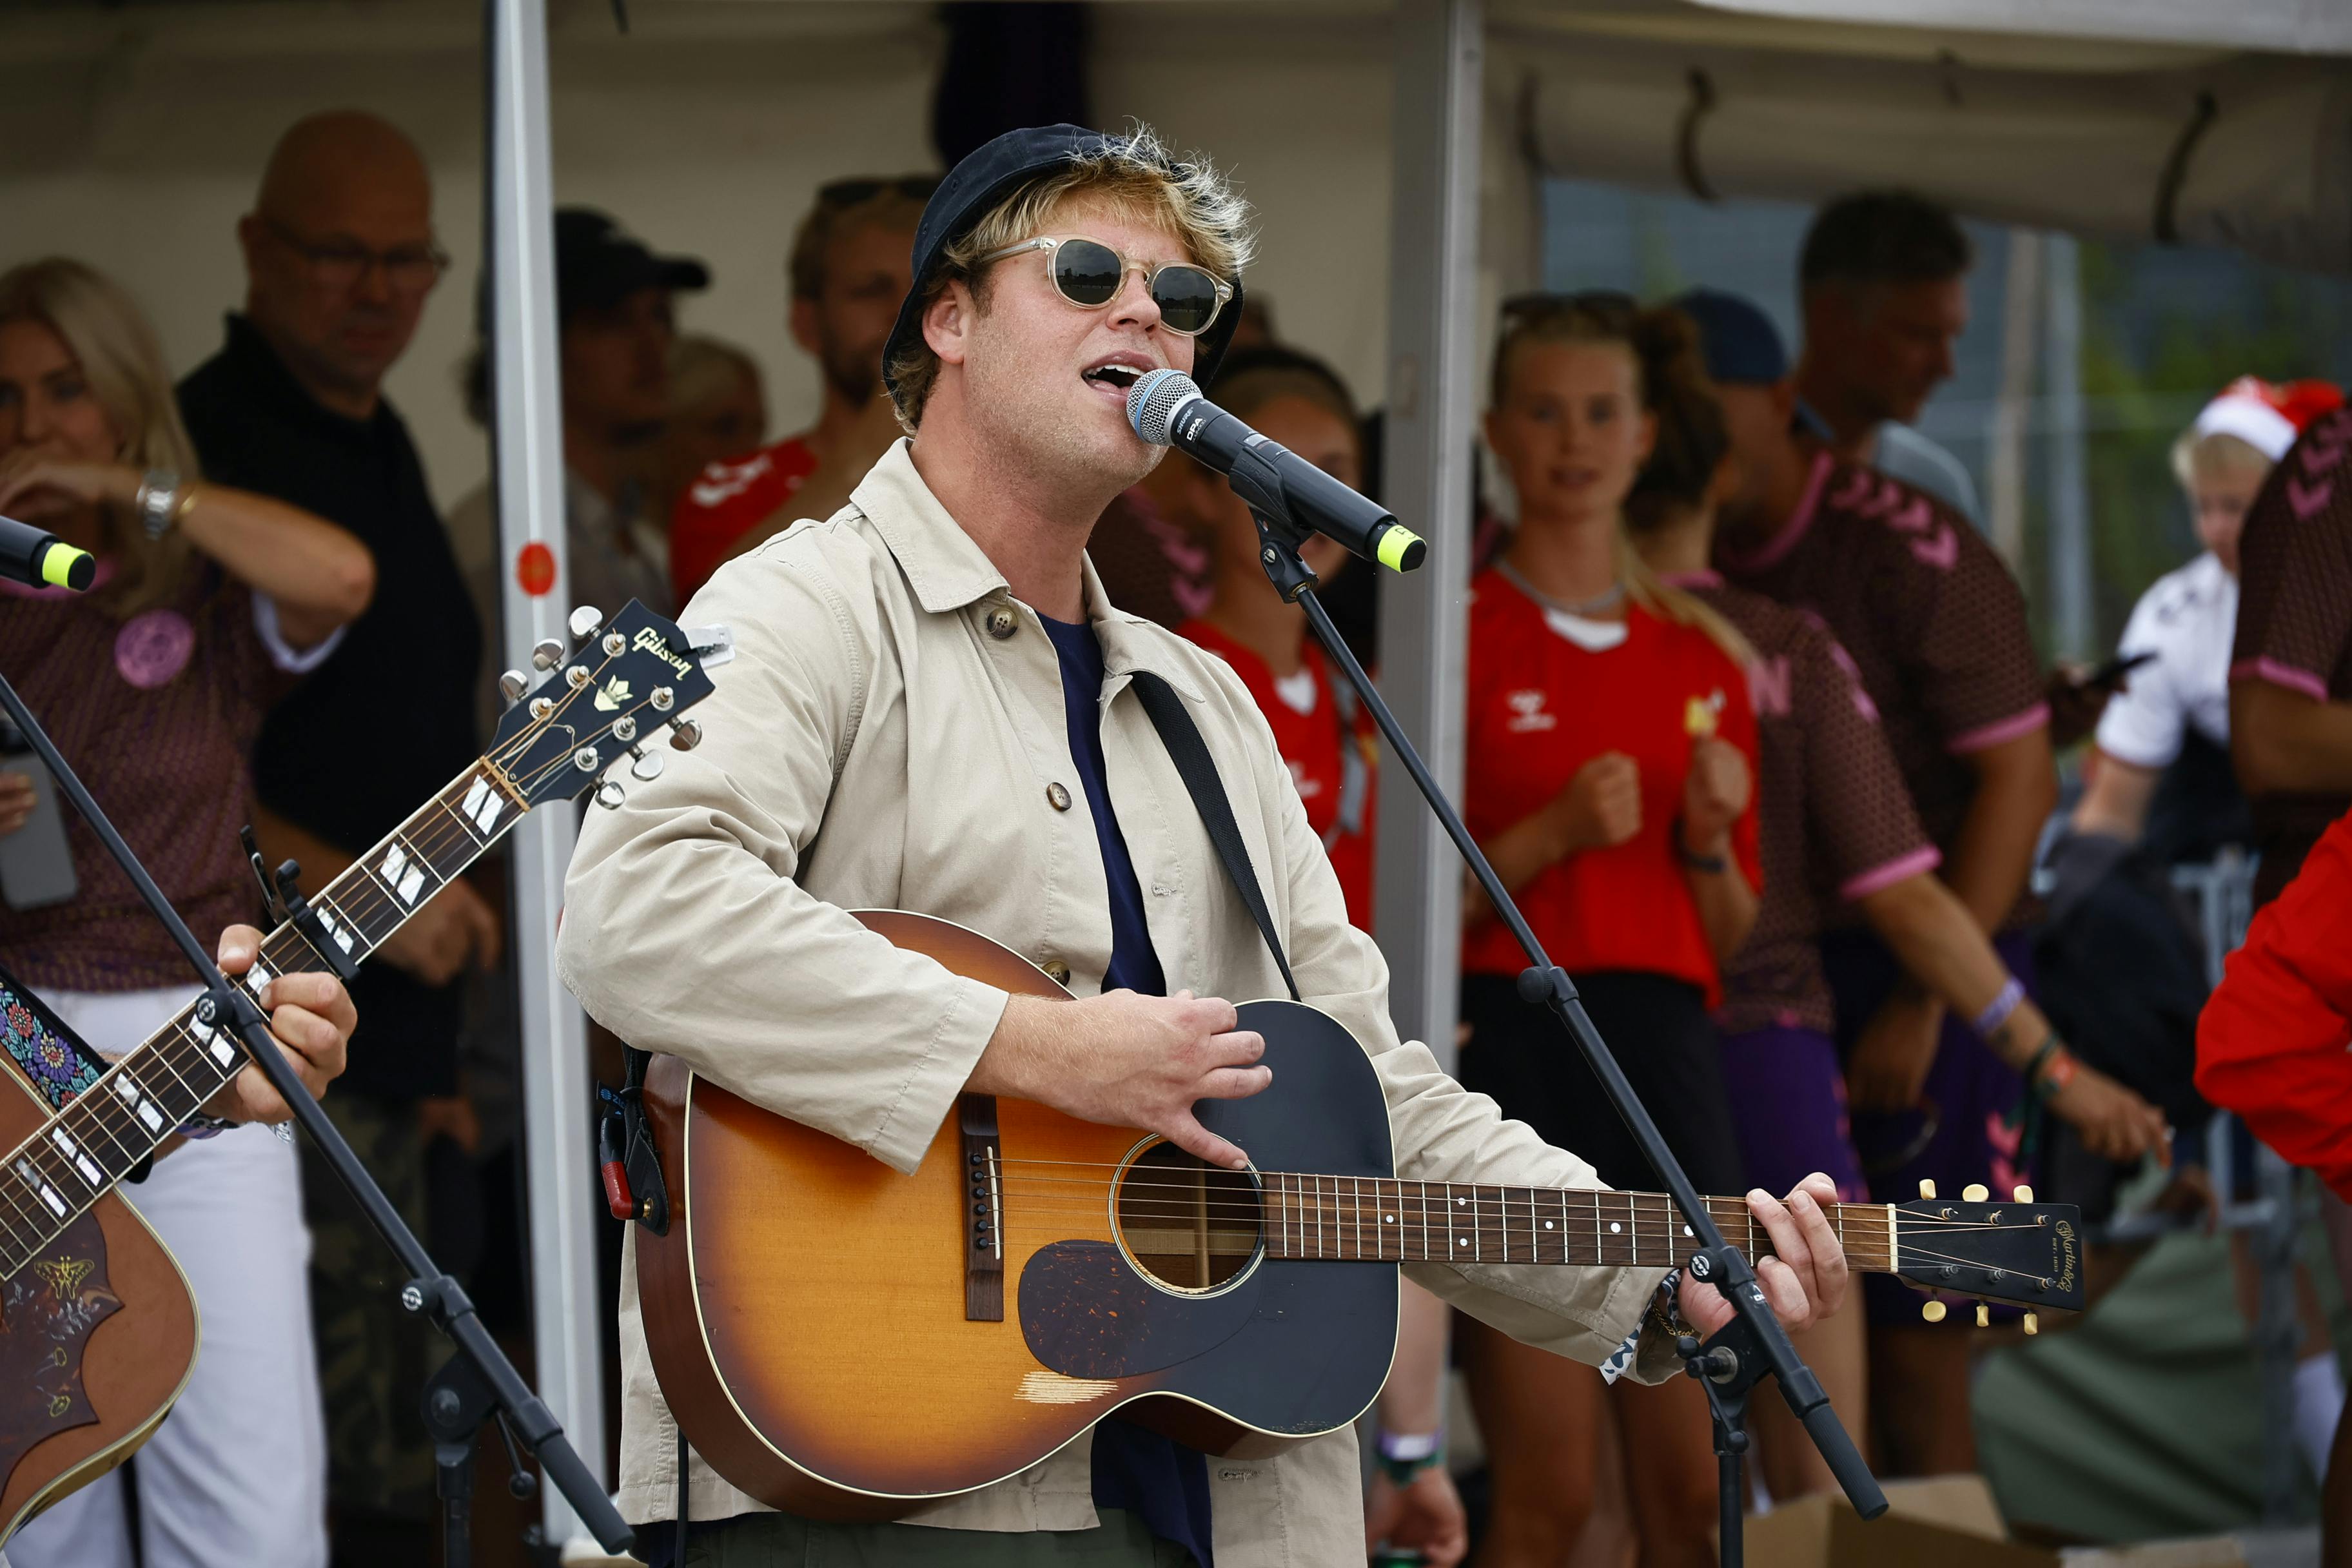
[2053,1219,2078,1295]
[632,625,691,677]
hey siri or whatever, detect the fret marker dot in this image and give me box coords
[1544,1220,1554,1230]
[1455,1197,1467,1206]
[1683,1226,1694,1237]
[1456,1237,1467,1247]
[1609,1222,1622,1233]
[1384,1215,1395,1223]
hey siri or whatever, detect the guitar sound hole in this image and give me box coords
[1113,1141,1264,1294]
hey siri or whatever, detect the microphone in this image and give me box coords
[1127,369,1426,573]
[0,514,95,593]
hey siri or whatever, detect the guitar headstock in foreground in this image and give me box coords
[487,600,730,812]
[1886,1181,2083,1329]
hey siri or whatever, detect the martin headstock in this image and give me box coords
[487,600,730,810]
[1888,1181,2083,1332]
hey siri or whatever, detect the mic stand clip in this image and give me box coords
[1237,505,1886,1561]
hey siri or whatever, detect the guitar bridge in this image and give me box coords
[959,1095,1004,1321]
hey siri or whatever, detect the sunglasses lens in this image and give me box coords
[1152,266,1223,336]
[1052,239,1125,308]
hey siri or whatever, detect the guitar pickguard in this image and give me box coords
[1019,1240,1260,1379]
[0,1212,121,1479]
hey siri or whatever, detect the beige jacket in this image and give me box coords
[557,441,1672,1565]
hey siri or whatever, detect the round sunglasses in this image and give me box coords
[976,235,1232,337]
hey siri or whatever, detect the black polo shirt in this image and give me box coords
[179,314,482,1102]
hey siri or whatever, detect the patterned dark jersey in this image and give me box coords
[1715,453,2048,906]
[1679,574,1937,1034]
[2230,404,2352,906]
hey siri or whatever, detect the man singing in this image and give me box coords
[558,124,1848,1568]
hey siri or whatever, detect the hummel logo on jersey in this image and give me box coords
[689,454,772,509]
[1505,690,1556,732]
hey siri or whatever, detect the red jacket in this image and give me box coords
[2197,807,2352,1202]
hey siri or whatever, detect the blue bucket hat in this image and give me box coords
[1669,288,1790,386]
[879,124,1246,410]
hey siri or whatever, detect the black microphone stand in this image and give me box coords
[1240,508,1886,1564]
[0,670,633,1564]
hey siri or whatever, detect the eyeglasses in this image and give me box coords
[265,218,449,295]
[976,236,1231,338]
[816,175,941,209]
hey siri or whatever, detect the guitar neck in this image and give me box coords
[1261,1176,1894,1275]
[0,760,524,1279]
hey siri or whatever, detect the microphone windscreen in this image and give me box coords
[1127,369,1200,446]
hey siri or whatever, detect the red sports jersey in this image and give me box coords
[2197,805,2352,1202]
[2228,404,2352,906]
[1715,454,2047,916]
[669,435,820,605]
[1177,620,1376,929]
[1461,571,1762,1004]
[1678,573,1937,1035]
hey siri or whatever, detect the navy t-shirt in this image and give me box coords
[1039,614,1211,1568]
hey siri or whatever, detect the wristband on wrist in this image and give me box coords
[134,469,185,542]
[2023,1034,2077,1101]
[1674,822,1729,874]
[1375,1428,1445,1485]
[1972,977,2026,1040]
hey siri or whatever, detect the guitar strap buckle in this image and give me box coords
[599,1048,669,1235]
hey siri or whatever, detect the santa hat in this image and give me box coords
[2191,376,2346,461]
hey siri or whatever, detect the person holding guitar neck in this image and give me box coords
[558,124,1850,1568]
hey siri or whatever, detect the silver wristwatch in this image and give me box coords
[135,468,184,542]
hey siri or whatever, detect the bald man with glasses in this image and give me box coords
[177,109,492,1567]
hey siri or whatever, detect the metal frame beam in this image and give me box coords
[1377,0,1484,1070]
[484,0,605,1543]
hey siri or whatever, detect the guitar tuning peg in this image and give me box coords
[2012,1184,2034,1203]
[498,669,529,706]
[594,781,625,809]
[2023,1312,2039,1336]
[531,636,565,671]
[629,745,665,782]
[1961,1184,1990,1203]
[1921,1300,1947,1324]
[569,605,604,642]
[1975,1302,1990,1329]
[668,717,703,752]
[1918,1179,1937,1200]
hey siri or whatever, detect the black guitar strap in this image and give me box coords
[1128,670,1301,1004]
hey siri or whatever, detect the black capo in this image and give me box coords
[240,825,360,983]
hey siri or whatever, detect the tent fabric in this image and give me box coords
[1508,28,2352,274]
[1686,0,2352,59]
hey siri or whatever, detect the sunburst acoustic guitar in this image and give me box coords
[636,911,2086,1521]
[0,601,720,1542]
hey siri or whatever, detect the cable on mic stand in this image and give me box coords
[1237,502,1886,1565]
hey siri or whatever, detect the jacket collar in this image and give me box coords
[854,442,1204,702]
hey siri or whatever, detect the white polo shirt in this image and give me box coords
[2095,550,2237,769]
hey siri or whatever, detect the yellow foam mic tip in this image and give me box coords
[1375,525,1426,573]
[42,544,95,591]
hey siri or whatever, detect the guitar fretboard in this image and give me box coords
[0,761,523,1280]
[1260,1177,1894,1275]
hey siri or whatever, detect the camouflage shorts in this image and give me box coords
[302,1088,451,1518]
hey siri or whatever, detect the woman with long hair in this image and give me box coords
[0,256,372,1567]
[1458,295,1761,1567]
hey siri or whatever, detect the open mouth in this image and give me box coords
[1082,364,1144,393]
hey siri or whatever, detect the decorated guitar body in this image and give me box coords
[0,1076,194,1542]
[638,912,2087,1521]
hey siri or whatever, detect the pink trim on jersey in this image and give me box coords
[2231,656,2332,703]
[1719,451,1834,574]
[1660,569,1724,589]
[1945,703,2052,755]
[1839,845,1943,902]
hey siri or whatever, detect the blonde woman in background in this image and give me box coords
[0,257,371,1568]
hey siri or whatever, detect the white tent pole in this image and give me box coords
[1376,0,1482,1070]
[484,0,607,1543]
[2043,231,2093,661]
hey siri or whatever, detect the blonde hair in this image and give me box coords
[0,258,201,617]
[886,124,1253,429]
[2168,428,2271,493]
[1491,299,1754,667]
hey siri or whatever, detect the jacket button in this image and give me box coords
[1042,959,1072,986]
[985,607,1017,640]
[1046,783,1072,811]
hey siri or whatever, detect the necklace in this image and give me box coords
[1496,559,1625,616]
